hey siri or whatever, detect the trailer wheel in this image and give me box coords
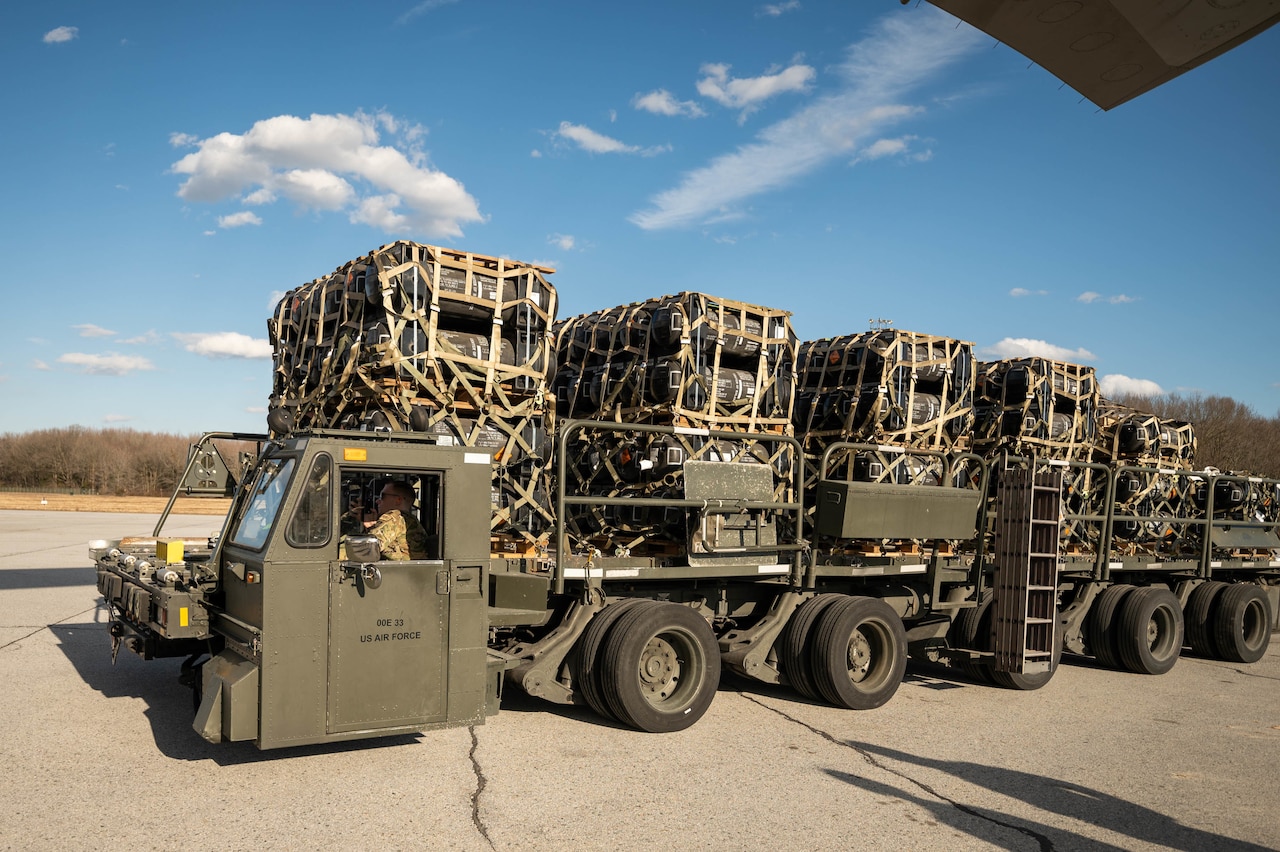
[1183,581,1227,657]
[571,598,657,721]
[779,593,845,700]
[1086,583,1134,669]
[957,591,1059,690]
[950,591,996,685]
[1115,587,1184,675]
[809,596,907,710]
[1212,584,1272,664]
[600,602,721,732]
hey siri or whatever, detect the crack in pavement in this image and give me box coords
[0,606,100,652]
[468,726,495,850]
[740,694,1055,852]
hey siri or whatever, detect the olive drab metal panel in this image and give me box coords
[327,559,451,733]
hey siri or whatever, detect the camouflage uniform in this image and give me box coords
[368,508,430,561]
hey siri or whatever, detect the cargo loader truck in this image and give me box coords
[93,422,1065,749]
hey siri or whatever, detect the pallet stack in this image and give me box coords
[795,329,975,488]
[973,359,1098,461]
[552,292,797,555]
[268,241,558,552]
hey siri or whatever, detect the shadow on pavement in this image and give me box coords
[48,617,421,766]
[0,565,97,590]
[828,741,1273,852]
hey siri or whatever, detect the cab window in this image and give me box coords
[229,456,296,550]
[286,454,332,547]
[340,469,442,560]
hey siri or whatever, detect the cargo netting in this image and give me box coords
[268,241,558,553]
[552,292,797,556]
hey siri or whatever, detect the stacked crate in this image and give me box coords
[268,241,558,552]
[792,329,978,551]
[972,359,1098,554]
[552,292,797,554]
[1086,399,1206,557]
[795,330,975,487]
[973,359,1098,461]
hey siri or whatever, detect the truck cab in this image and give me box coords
[97,431,505,749]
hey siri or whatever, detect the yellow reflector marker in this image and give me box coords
[344,448,368,461]
[180,607,189,628]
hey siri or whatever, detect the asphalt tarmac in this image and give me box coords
[1,509,1277,851]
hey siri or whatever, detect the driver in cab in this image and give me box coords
[352,480,430,561]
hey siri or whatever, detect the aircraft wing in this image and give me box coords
[926,0,1280,109]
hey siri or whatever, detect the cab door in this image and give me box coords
[327,557,451,734]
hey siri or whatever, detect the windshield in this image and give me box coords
[229,456,297,550]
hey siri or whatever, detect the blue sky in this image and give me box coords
[2,2,1277,437]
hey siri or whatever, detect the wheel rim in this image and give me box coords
[1241,598,1267,650]
[1147,604,1179,659]
[844,621,892,690]
[638,629,701,709]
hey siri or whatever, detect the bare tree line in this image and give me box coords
[1,397,1277,496]
[1112,393,1280,479]
[0,427,197,496]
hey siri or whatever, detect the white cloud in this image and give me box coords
[696,62,815,120]
[271,169,355,209]
[170,132,199,148]
[631,11,983,230]
[351,194,409,231]
[33,359,52,371]
[1009,287,1048,297]
[396,0,461,25]
[1078,291,1137,305]
[759,1,801,16]
[555,121,638,154]
[554,122,671,157]
[170,111,483,239]
[549,233,575,251]
[73,323,116,338]
[1100,374,1164,397]
[120,331,161,345]
[173,332,272,359]
[980,338,1097,363]
[58,352,155,375]
[218,211,263,228]
[103,414,133,423]
[243,187,277,205]
[43,26,78,44]
[850,134,934,165]
[634,89,706,118]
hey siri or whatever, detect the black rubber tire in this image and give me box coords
[1115,587,1184,675]
[570,598,656,721]
[779,593,845,700]
[951,590,997,684]
[990,610,1062,691]
[1183,581,1227,657]
[809,596,908,710]
[1212,584,1272,664]
[1086,584,1134,669]
[599,602,722,732]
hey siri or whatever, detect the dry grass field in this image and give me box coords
[0,493,232,515]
